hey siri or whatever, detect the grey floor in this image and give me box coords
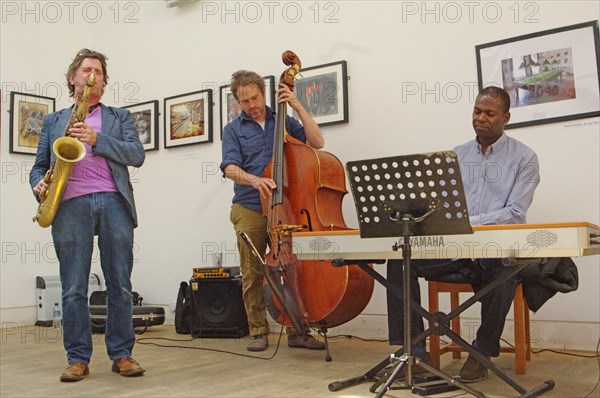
[1,325,598,398]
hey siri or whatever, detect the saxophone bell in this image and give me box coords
[32,137,86,227]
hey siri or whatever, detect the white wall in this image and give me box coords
[1,1,598,351]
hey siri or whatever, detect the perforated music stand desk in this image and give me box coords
[329,152,554,398]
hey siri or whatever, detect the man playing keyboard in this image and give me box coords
[387,86,540,382]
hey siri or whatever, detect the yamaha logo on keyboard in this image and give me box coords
[410,236,445,247]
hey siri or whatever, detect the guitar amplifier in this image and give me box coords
[193,266,240,279]
[189,277,249,338]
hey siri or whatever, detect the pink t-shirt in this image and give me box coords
[62,106,118,201]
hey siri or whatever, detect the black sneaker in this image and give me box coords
[458,354,488,383]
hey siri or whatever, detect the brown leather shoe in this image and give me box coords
[60,363,89,382]
[287,332,326,350]
[111,357,145,377]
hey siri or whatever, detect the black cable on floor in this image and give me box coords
[136,323,286,361]
[497,337,600,358]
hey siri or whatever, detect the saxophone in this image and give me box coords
[32,71,95,227]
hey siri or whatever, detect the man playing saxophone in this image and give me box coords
[29,49,146,382]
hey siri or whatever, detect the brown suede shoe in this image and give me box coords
[458,354,488,383]
[246,334,269,352]
[288,332,326,350]
[60,363,89,382]
[111,357,145,377]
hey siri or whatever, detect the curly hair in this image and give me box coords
[230,70,265,102]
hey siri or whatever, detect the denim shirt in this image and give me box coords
[453,133,540,226]
[220,106,306,211]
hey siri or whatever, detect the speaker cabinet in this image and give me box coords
[189,278,249,338]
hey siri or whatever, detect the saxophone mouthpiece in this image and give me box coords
[86,70,96,87]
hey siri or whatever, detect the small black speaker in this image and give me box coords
[189,278,249,338]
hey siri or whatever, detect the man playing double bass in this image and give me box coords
[220,70,325,352]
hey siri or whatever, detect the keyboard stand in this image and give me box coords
[330,258,555,397]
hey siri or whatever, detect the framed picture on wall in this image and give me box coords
[164,89,213,148]
[289,60,349,126]
[9,92,55,155]
[476,20,600,129]
[219,75,275,140]
[124,100,159,151]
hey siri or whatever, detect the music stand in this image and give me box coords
[330,151,554,398]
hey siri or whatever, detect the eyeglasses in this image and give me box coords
[73,49,107,67]
[76,49,94,58]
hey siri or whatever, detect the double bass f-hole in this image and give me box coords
[300,209,313,231]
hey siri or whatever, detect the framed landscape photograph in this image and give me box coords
[476,20,600,129]
[164,89,213,148]
[219,75,274,139]
[9,92,55,155]
[124,100,159,151]
[290,60,348,126]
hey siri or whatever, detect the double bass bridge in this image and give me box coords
[270,224,306,237]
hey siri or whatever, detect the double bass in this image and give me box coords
[261,51,374,340]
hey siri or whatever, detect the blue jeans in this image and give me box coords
[52,192,135,364]
[387,258,518,357]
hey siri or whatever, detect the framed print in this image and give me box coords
[290,60,348,126]
[124,100,159,151]
[476,20,600,129]
[9,92,55,155]
[219,75,274,139]
[164,89,213,148]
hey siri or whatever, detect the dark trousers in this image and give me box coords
[386,258,518,357]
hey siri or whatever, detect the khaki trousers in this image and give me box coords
[230,204,271,336]
[230,204,302,337]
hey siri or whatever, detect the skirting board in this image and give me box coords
[0,305,173,329]
[0,308,597,352]
[332,314,600,353]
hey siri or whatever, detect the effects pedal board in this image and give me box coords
[412,374,459,395]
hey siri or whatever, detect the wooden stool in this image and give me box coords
[427,281,531,375]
